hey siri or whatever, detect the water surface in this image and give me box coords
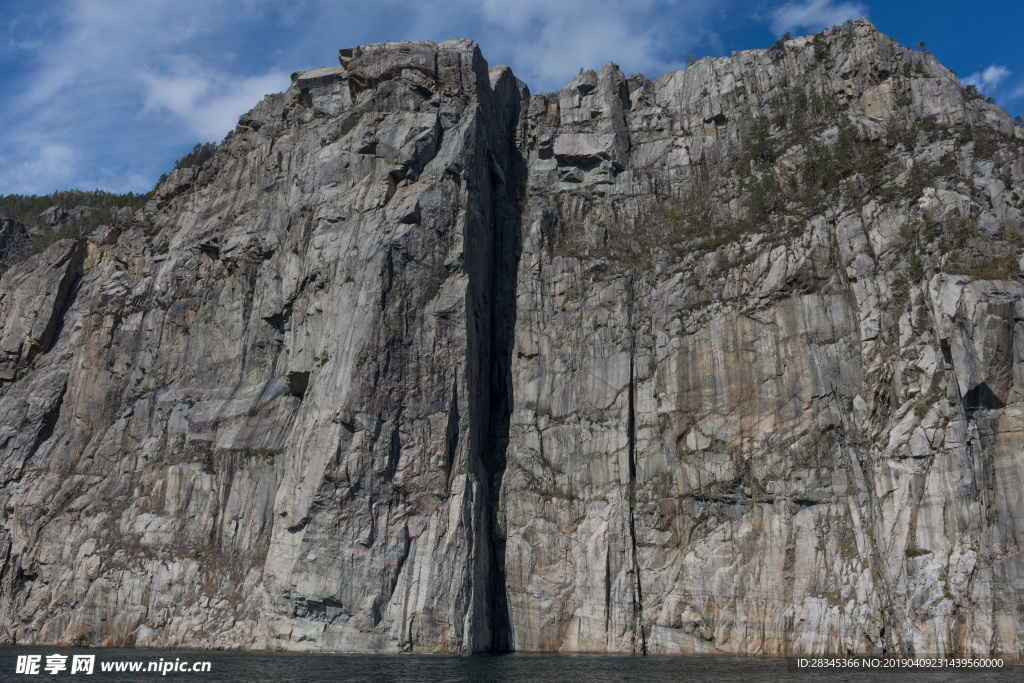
[0,647,1016,682]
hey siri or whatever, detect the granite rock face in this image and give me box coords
[2,21,1024,658]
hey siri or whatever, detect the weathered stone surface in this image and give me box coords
[40,206,93,226]
[501,19,1024,658]
[2,20,1024,660]
[0,239,83,382]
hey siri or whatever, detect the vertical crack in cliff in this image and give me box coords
[604,547,612,640]
[482,155,521,652]
[44,238,86,357]
[931,310,992,654]
[625,271,646,655]
[469,73,527,652]
[838,410,906,656]
[28,378,67,464]
[445,375,460,476]
[827,218,909,657]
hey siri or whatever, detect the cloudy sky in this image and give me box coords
[1,0,1022,196]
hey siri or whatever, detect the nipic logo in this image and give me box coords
[14,653,211,675]
[15,654,95,674]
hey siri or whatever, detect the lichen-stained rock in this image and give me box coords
[3,19,1024,660]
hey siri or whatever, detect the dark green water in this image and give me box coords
[0,647,1016,682]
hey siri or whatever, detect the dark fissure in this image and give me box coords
[474,78,527,652]
[625,277,647,655]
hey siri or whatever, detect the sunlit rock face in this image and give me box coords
[2,20,1024,659]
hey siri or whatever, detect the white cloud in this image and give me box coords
[963,64,1011,92]
[0,142,80,194]
[18,0,232,108]
[770,0,866,37]
[141,62,289,141]
[0,0,292,194]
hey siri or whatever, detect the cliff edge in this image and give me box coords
[2,20,1024,658]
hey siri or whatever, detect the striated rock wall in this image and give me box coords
[2,20,1024,658]
[502,20,1024,657]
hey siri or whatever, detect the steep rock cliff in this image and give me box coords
[2,20,1024,658]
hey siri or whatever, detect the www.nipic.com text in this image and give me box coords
[15,653,212,675]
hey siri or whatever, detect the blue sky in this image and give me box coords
[1,0,1022,196]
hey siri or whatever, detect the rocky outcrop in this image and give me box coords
[0,239,83,383]
[1,20,1024,659]
[40,206,94,227]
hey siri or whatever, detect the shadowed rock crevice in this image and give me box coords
[0,238,84,384]
[625,277,646,655]
[46,239,86,356]
[28,379,66,462]
[469,66,527,653]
